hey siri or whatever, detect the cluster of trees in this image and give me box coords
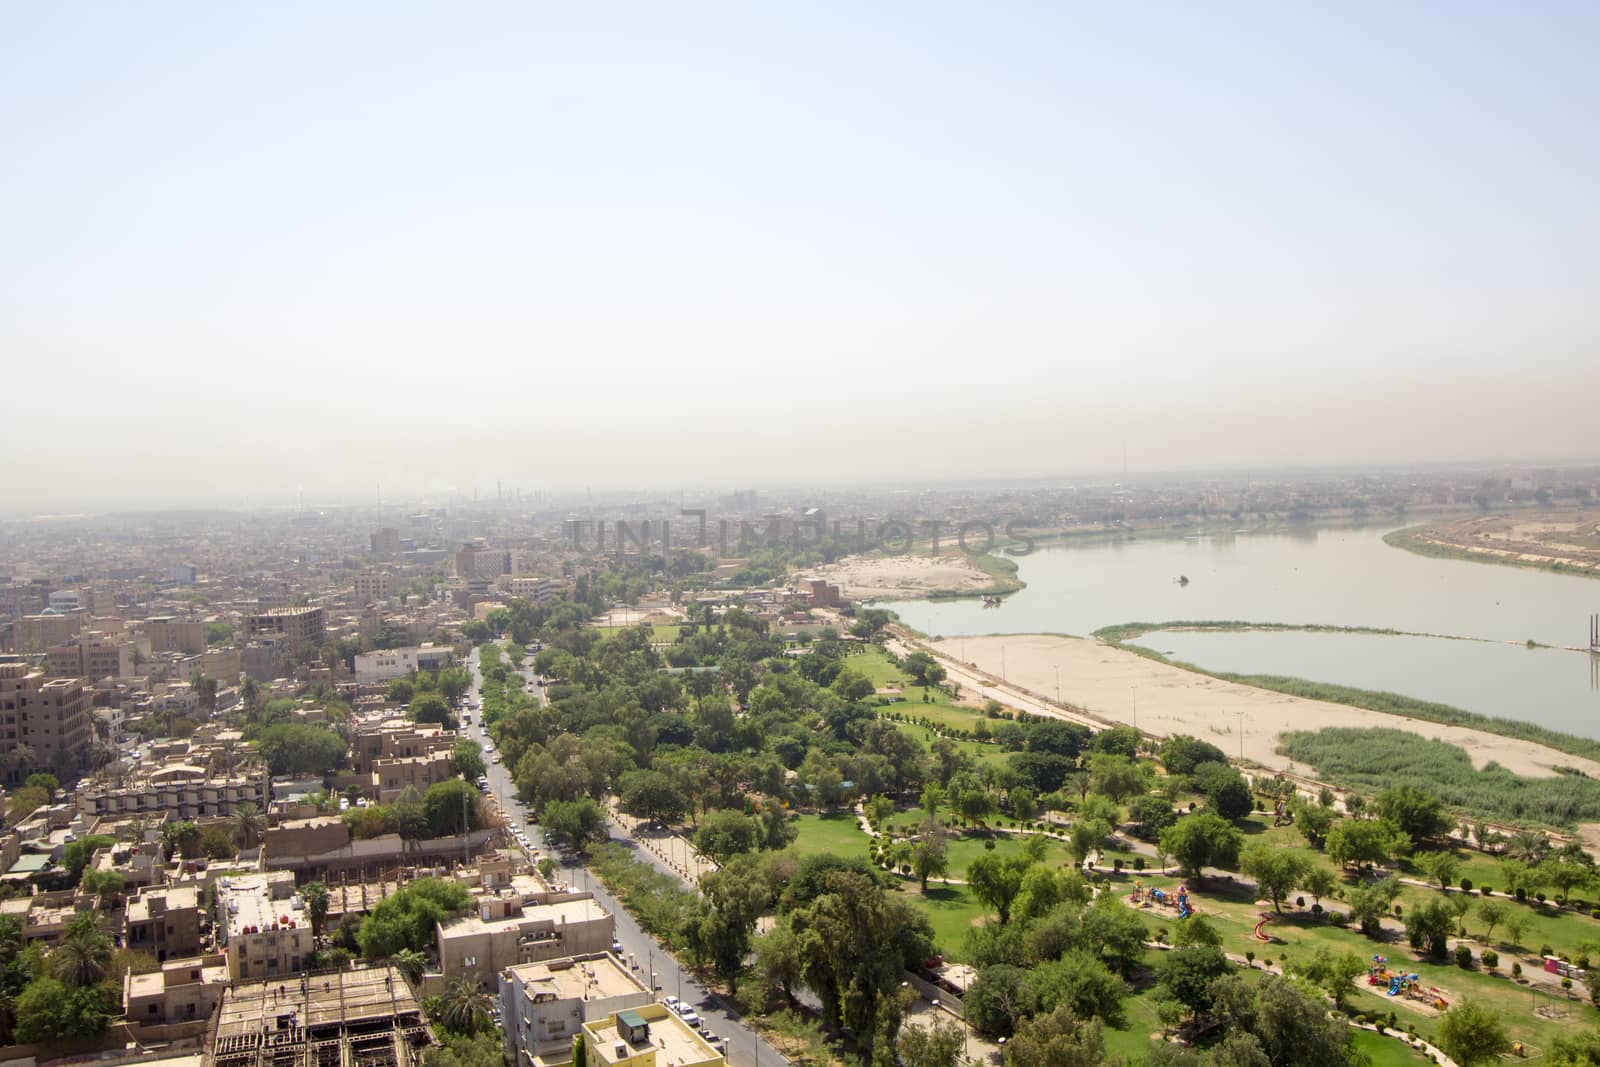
[341,782,488,841]
[0,912,120,1044]
[350,878,471,959]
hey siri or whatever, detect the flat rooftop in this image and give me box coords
[215,965,421,1041]
[506,954,644,1002]
[585,1006,719,1067]
[439,897,609,940]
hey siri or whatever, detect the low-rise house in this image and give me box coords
[125,953,230,1027]
[581,1005,723,1067]
[501,954,649,1066]
[437,897,614,990]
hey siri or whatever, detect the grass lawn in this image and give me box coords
[593,622,687,642]
[1349,1029,1433,1065]
[851,646,909,687]
[892,721,1010,766]
[788,812,871,859]
[891,880,987,959]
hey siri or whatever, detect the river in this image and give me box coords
[881,525,1600,737]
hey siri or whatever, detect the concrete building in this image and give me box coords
[353,572,394,603]
[215,872,312,981]
[205,964,434,1067]
[46,633,139,681]
[371,751,455,802]
[125,883,205,961]
[11,612,83,653]
[456,545,512,580]
[244,606,326,647]
[371,528,401,557]
[0,662,92,779]
[77,763,269,820]
[146,617,209,655]
[350,719,455,775]
[352,646,452,684]
[498,576,562,602]
[437,898,615,989]
[125,954,230,1027]
[581,1005,723,1067]
[501,955,650,1067]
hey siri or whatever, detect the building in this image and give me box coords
[0,662,92,779]
[371,751,455,802]
[48,589,83,613]
[498,576,562,602]
[46,633,138,681]
[350,719,456,775]
[77,763,269,820]
[215,872,312,981]
[205,964,434,1067]
[125,883,205,961]
[353,572,394,603]
[244,606,326,646]
[125,954,230,1027]
[169,564,199,585]
[581,1005,723,1067]
[352,645,452,684]
[371,528,401,557]
[11,612,83,653]
[437,898,615,989]
[801,578,842,607]
[501,955,650,1067]
[457,545,512,580]
[146,617,209,655]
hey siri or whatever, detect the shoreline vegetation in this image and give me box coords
[923,551,1022,599]
[1095,620,1600,766]
[1385,522,1600,581]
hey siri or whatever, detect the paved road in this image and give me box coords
[466,646,788,1067]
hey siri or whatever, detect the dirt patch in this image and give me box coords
[1412,509,1600,575]
[804,553,997,600]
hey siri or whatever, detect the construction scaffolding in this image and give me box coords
[206,964,435,1067]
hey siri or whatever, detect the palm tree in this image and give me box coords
[299,882,330,939]
[1506,830,1550,865]
[52,913,112,987]
[392,949,427,986]
[436,976,491,1035]
[232,803,265,851]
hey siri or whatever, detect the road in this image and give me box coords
[465,646,788,1067]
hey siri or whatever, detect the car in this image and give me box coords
[611,940,623,954]
[663,996,679,1011]
[680,1011,701,1028]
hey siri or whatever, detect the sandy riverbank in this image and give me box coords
[804,553,1002,600]
[929,634,1600,781]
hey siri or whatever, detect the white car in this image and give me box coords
[663,996,679,1011]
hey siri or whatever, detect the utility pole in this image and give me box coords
[1054,664,1060,703]
[1237,712,1245,761]
[1132,686,1138,732]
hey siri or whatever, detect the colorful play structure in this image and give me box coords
[1252,913,1273,942]
[1367,956,1451,1011]
[1132,882,1193,919]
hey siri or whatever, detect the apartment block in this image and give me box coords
[125,884,205,962]
[125,954,230,1028]
[497,576,561,602]
[437,898,615,989]
[350,719,455,775]
[244,606,325,646]
[145,617,209,655]
[0,662,92,778]
[501,955,650,1067]
[11,612,83,653]
[371,527,401,557]
[46,633,138,681]
[77,763,269,820]
[215,872,311,981]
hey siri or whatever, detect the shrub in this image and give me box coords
[1536,892,1547,904]
[1481,949,1498,969]
[1113,859,1123,872]
[1480,885,1491,896]
[1311,903,1323,915]
[1540,944,1554,958]
[1512,962,1523,978]
[1327,911,1344,925]
[1460,878,1472,893]
[1134,857,1146,871]
[1296,896,1306,909]
[1245,951,1255,966]
[1394,904,1404,917]
[1591,908,1600,919]
[1454,945,1474,969]
[1515,887,1526,902]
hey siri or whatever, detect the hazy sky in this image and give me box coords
[3,3,1598,510]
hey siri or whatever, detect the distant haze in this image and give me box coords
[2,4,1597,511]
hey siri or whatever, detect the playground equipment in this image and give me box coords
[1252,913,1272,942]
[1272,798,1292,827]
[1131,882,1193,918]
[1366,957,1451,1010]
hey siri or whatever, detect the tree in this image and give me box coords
[357,878,471,957]
[1418,851,1461,892]
[1087,753,1146,803]
[14,976,114,1042]
[617,769,689,826]
[1128,795,1177,842]
[1297,945,1366,1010]
[1159,811,1244,880]
[695,809,761,864]
[1326,818,1410,870]
[1438,1000,1510,1066]
[1376,785,1452,842]
[831,668,875,703]
[256,723,347,776]
[300,882,330,939]
[898,1018,964,1067]
[1070,818,1113,867]
[1009,786,1037,823]
[968,964,1029,1038]
[542,798,607,852]
[1156,946,1231,1020]
[695,856,770,990]
[1240,844,1311,914]
[1505,830,1551,865]
[393,948,427,986]
[436,976,492,1036]
[1404,896,1456,960]
[1345,877,1401,938]
[52,913,112,987]
[968,853,1033,926]
[1302,865,1337,908]
[1290,798,1334,850]
[1026,949,1127,1026]
[423,780,484,837]
[438,667,471,705]
[903,652,946,688]
[1002,1005,1106,1067]
[911,832,949,891]
[388,678,415,704]
[424,1033,504,1067]
[451,739,485,781]
[1476,899,1506,942]
[231,802,265,851]
[409,693,457,730]
[1160,735,1229,776]
[753,916,805,1007]
[1541,858,1594,905]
